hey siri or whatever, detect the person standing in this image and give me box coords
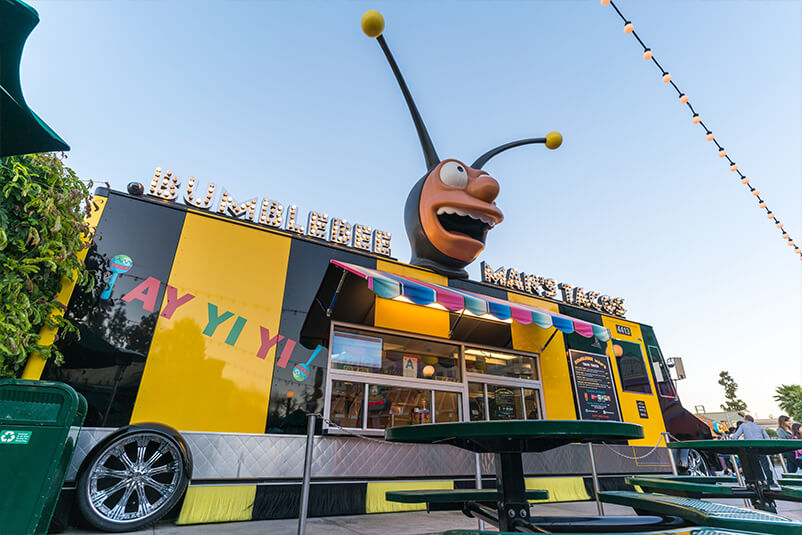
[777,415,798,473]
[731,415,774,484]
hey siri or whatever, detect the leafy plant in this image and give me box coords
[774,384,802,422]
[0,153,92,377]
[718,370,748,412]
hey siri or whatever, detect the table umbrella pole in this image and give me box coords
[297,413,316,535]
[588,443,604,516]
[731,454,751,508]
[475,453,485,530]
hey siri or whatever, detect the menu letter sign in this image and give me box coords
[568,350,622,422]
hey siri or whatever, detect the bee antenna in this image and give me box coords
[472,133,562,169]
[362,11,439,170]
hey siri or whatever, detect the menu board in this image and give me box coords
[568,350,622,421]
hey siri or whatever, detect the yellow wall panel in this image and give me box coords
[365,480,453,513]
[507,292,576,420]
[601,317,666,447]
[23,196,108,380]
[373,260,449,338]
[525,477,589,503]
[131,214,291,432]
[176,485,255,524]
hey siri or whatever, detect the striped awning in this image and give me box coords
[331,260,610,341]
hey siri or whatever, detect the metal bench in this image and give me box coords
[441,528,760,535]
[626,476,735,496]
[600,490,802,534]
[385,488,548,504]
[663,475,739,484]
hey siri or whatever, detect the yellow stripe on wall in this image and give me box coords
[525,476,590,503]
[507,292,576,420]
[373,260,450,338]
[600,317,666,447]
[22,196,108,380]
[366,480,453,513]
[131,213,292,433]
[176,485,256,524]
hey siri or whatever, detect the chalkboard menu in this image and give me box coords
[568,350,622,421]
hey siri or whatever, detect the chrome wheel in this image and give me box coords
[85,432,184,526]
[686,449,710,476]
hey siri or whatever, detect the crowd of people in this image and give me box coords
[710,414,802,481]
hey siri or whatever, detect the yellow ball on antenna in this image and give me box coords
[545,131,563,150]
[361,10,385,38]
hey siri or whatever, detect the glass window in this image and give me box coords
[523,388,541,420]
[366,385,432,429]
[468,383,485,421]
[647,345,676,397]
[329,380,364,428]
[488,384,524,420]
[465,348,538,380]
[434,391,460,423]
[332,327,460,382]
[613,340,652,394]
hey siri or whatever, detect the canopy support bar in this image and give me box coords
[540,328,559,353]
[326,271,348,317]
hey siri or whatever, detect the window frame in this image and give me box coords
[323,321,545,435]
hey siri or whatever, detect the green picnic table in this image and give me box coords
[667,440,801,512]
[385,420,644,532]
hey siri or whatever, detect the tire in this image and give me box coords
[684,448,711,476]
[76,426,191,532]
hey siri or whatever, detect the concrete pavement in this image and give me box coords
[63,498,802,534]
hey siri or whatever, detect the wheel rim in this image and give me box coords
[86,433,184,524]
[687,449,707,476]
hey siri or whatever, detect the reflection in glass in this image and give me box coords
[434,391,460,423]
[332,327,460,382]
[468,383,485,421]
[366,385,432,429]
[524,388,541,420]
[329,381,365,428]
[614,339,652,394]
[488,385,523,420]
[465,348,538,380]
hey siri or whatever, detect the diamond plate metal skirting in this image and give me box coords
[67,428,672,482]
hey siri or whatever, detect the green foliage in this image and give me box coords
[0,153,92,377]
[766,428,778,438]
[774,384,802,422]
[718,370,748,412]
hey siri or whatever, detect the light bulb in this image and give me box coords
[662,72,672,83]
[692,114,701,124]
[767,212,774,218]
[719,149,726,157]
[624,22,634,33]
[643,48,652,60]
[730,164,738,172]
[601,0,611,5]
[679,93,689,103]
[741,178,749,184]
[759,202,767,208]
[777,222,784,228]
[751,189,759,196]
[705,132,714,141]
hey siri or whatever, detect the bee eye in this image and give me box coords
[439,161,468,188]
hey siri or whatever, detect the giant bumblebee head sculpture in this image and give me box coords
[362,10,562,279]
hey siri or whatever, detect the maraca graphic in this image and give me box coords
[101,254,133,300]
[292,345,324,382]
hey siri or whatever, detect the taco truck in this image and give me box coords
[17,8,713,532]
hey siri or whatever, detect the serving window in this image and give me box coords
[613,339,652,394]
[325,322,544,434]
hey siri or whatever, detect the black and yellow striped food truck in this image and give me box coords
[23,10,712,532]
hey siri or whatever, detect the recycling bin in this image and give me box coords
[0,379,87,534]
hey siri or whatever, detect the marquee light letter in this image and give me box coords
[523,274,542,295]
[558,283,574,303]
[480,262,506,285]
[160,285,195,319]
[203,303,235,337]
[505,268,524,291]
[540,279,557,298]
[256,327,284,360]
[121,276,162,312]
[184,176,216,209]
[148,168,179,200]
[352,224,372,251]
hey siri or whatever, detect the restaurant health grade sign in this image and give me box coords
[568,350,622,422]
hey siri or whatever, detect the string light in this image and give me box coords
[602,1,801,261]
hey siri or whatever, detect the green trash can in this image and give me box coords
[0,379,87,534]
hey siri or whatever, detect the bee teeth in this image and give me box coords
[437,206,496,227]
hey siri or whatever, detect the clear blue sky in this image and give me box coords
[22,1,801,418]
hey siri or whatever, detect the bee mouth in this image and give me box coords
[436,210,493,243]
